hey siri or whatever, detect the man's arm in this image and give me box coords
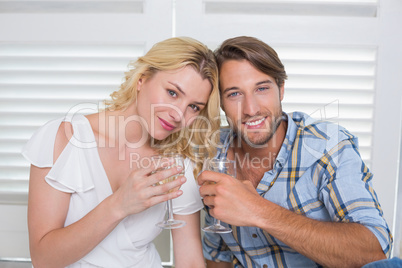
[206,260,233,268]
[255,198,386,267]
[199,172,387,268]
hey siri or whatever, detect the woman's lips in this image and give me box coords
[158,117,176,131]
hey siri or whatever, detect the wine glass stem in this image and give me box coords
[214,219,222,226]
[166,199,174,222]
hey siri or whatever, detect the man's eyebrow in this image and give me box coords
[222,80,274,94]
[256,80,274,86]
[222,86,239,95]
[168,81,185,95]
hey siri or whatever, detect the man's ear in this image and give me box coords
[279,82,285,101]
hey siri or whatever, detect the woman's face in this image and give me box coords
[136,65,212,141]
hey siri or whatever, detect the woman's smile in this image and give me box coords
[158,117,176,131]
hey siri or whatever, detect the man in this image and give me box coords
[198,36,392,268]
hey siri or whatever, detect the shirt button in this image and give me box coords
[263,265,268,268]
[252,233,257,238]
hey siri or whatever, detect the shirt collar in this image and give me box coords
[275,112,298,169]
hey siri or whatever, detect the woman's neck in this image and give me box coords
[101,103,150,149]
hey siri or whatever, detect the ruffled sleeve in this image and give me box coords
[21,115,96,193]
[172,158,204,215]
[21,117,63,168]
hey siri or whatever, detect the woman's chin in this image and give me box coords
[150,130,183,145]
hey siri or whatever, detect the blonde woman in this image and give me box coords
[23,37,220,268]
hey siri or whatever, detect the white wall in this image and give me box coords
[371,0,402,254]
[0,205,29,258]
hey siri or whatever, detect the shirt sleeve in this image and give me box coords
[21,116,95,193]
[318,138,393,257]
[172,158,204,215]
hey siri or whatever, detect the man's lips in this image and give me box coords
[158,117,176,131]
[243,117,266,128]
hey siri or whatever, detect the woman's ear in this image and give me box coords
[137,78,143,91]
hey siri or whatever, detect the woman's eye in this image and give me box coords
[167,90,177,97]
[189,104,200,112]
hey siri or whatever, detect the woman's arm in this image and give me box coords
[29,165,185,268]
[28,122,186,268]
[28,165,123,267]
[172,211,205,268]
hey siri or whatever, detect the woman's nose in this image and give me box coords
[169,103,185,123]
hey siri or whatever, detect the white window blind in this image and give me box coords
[277,45,375,165]
[0,43,144,204]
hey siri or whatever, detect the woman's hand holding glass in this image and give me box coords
[113,156,186,219]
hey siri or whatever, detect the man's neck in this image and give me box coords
[228,120,288,186]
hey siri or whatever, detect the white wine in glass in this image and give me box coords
[202,158,236,233]
[152,153,186,229]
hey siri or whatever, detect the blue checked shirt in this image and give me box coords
[202,112,392,268]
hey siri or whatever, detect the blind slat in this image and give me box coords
[0,44,144,57]
[204,0,377,17]
[0,70,125,84]
[0,57,134,71]
[0,84,114,99]
[0,1,144,14]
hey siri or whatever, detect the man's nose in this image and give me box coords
[242,95,260,116]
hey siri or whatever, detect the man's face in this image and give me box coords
[220,59,284,147]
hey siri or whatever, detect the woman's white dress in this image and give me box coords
[22,114,203,268]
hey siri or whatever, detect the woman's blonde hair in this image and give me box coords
[105,37,220,176]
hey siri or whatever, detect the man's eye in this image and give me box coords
[257,87,269,92]
[228,92,239,97]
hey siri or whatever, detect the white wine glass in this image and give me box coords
[202,158,236,233]
[152,153,186,229]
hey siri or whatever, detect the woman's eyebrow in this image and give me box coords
[169,81,206,106]
[168,81,185,95]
